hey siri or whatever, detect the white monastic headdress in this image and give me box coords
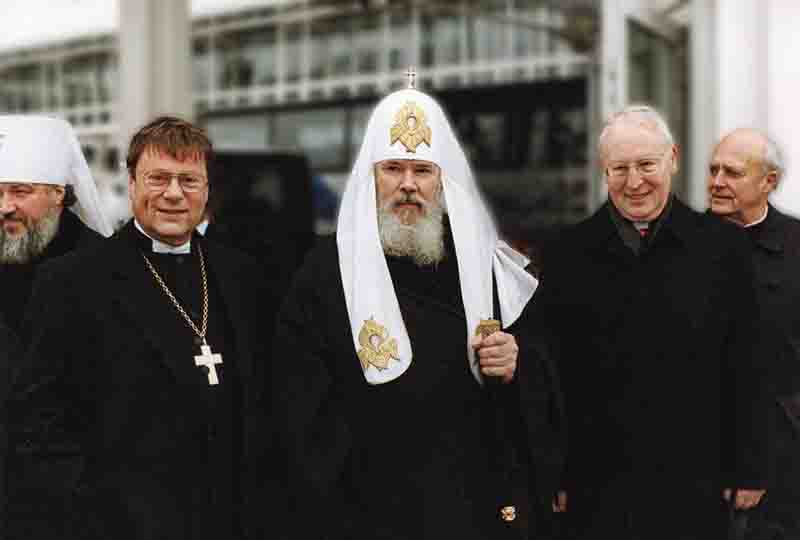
[0,115,112,237]
[337,88,538,385]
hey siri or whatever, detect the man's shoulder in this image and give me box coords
[671,199,746,254]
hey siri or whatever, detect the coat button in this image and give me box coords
[194,336,203,346]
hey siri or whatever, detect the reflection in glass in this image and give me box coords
[388,13,412,71]
[421,12,461,67]
[215,27,277,89]
[355,15,380,74]
[0,64,43,112]
[285,25,304,84]
[311,17,352,80]
[273,108,346,170]
[468,0,507,61]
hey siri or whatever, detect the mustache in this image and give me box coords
[391,193,425,208]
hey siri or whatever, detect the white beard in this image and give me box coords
[0,208,62,264]
[378,193,446,267]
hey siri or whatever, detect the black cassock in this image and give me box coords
[272,236,563,540]
[6,222,273,540]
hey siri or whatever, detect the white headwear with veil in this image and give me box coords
[337,88,538,385]
[0,115,112,237]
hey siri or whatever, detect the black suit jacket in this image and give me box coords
[7,222,274,540]
[540,199,771,502]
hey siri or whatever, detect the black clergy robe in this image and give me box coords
[0,208,102,339]
[272,235,563,540]
[6,221,273,540]
[539,198,772,539]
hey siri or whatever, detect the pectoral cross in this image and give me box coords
[405,66,417,89]
[195,343,223,385]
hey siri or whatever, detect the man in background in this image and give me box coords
[709,128,800,539]
[0,115,111,338]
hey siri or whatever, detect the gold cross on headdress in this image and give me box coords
[405,66,417,89]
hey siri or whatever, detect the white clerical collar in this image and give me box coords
[134,220,191,254]
[196,219,209,236]
[744,206,769,228]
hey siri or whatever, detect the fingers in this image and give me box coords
[474,332,518,383]
[552,491,568,513]
[734,489,765,510]
[722,489,766,510]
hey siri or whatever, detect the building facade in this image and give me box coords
[0,0,596,244]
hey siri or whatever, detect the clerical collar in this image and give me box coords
[744,206,769,228]
[608,196,673,255]
[134,220,191,254]
[196,219,210,236]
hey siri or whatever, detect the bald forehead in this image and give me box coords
[715,129,767,159]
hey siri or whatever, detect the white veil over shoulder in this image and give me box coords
[337,88,538,385]
[0,115,112,237]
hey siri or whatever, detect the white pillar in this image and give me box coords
[687,0,717,211]
[767,1,800,218]
[117,0,192,152]
[688,0,771,211]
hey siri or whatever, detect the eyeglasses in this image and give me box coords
[140,171,208,193]
[607,149,671,180]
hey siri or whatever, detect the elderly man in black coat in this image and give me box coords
[709,128,800,539]
[540,106,772,539]
[7,117,275,540]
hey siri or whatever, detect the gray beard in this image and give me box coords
[0,209,62,264]
[378,195,446,267]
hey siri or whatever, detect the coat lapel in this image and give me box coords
[202,240,255,387]
[108,223,205,387]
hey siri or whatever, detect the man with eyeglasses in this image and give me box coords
[708,128,800,538]
[538,106,771,539]
[8,116,275,539]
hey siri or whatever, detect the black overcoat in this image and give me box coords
[6,222,274,540]
[271,236,563,540]
[539,198,772,539]
[740,204,800,536]
[0,209,103,339]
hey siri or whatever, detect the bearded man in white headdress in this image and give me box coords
[272,85,563,539]
[0,115,111,338]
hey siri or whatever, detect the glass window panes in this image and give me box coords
[0,64,43,112]
[193,37,211,92]
[215,27,277,89]
[388,12,412,71]
[272,108,346,170]
[355,15,380,74]
[468,0,507,62]
[284,25,304,84]
[311,16,352,80]
[206,115,270,151]
[421,12,462,67]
